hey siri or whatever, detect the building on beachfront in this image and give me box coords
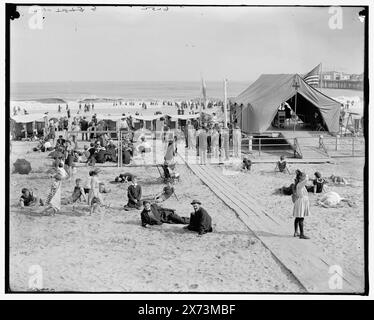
[320,71,363,90]
[229,74,341,134]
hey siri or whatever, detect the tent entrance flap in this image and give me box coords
[284,93,328,131]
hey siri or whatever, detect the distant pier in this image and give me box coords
[321,80,363,90]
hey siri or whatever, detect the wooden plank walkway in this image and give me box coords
[179,155,363,293]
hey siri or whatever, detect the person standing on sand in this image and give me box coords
[41,174,62,216]
[80,117,89,141]
[88,169,104,215]
[293,171,310,239]
[221,126,230,161]
[211,127,220,159]
[198,127,208,165]
[232,125,242,158]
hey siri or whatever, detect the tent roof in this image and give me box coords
[132,114,165,121]
[96,114,125,121]
[169,113,200,120]
[11,114,48,123]
[230,74,341,133]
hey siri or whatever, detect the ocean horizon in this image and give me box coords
[10,80,252,102]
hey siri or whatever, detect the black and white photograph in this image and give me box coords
[5,2,369,295]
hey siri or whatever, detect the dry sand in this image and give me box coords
[9,141,304,292]
[217,158,365,285]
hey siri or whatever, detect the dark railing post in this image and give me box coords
[258,137,261,157]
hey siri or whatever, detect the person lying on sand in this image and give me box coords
[317,191,354,208]
[275,155,290,174]
[329,174,348,185]
[154,181,175,203]
[140,200,189,227]
[114,172,134,183]
[241,156,252,172]
[124,176,142,210]
[19,188,43,208]
[184,200,213,236]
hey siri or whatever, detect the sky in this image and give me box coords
[10,5,365,83]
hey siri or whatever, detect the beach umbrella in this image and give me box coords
[13,159,32,175]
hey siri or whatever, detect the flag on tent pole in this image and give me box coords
[303,63,322,87]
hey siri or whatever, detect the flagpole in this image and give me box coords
[224,79,228,129]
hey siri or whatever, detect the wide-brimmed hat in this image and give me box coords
[191,200,201,205]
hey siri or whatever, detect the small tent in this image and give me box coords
[230,74,341,133]
[11,114,48,139]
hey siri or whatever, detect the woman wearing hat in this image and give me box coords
[293,172,310,239]
[185,200,213,236]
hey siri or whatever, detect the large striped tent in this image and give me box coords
[230,74,341,133]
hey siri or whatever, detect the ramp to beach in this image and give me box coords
[179,156,363,293]
[281,131,330,160]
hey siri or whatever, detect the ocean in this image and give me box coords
[10,81,364,116]
[10,81,250,102]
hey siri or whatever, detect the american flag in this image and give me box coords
[303,63,321,87]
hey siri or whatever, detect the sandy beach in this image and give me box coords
[9,141,305,292]
[218,158,365,284]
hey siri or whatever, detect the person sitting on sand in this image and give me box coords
[184,200,213,236]
[154,181,175,203]
[99,182,111,194]
[275,155,290,174]
[241,156,252,172]
[43,138,53,152]
[86,143,97,166]
[19,188,43,208]
[124,176,142,210]
[63,178,88,204]
[55,135,66,148]
[162,159,180,181]
[41,174,62,216]
[115,172,134,183]
[329,174,348,185]
[52,162,68,179]
[105,140,117,162]
[306,171,327,194]
[140,200,189,227]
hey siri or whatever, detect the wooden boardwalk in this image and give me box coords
[179,154,363,293]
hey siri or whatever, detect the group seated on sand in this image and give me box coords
[18,164,213,236]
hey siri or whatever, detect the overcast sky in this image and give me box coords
[10,6,365,82]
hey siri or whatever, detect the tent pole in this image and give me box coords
[293,94,297,131]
